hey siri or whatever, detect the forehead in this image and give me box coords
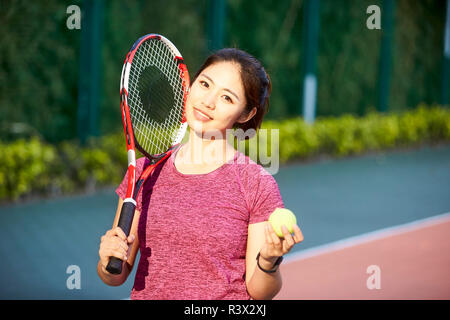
[199,61,244,94]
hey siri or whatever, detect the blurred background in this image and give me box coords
[0,0,447,143]
[0,0,449,300]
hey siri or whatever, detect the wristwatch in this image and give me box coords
[256,252,283,273]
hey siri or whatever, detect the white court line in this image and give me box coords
[284,212,450,264]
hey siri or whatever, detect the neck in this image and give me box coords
[179,129,235,166]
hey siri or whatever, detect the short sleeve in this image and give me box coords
[115,170,128,200]
[115,157,149,212]
[245,165,284,225]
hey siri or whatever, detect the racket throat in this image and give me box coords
[132,146,179,199]
[133,179,145,199]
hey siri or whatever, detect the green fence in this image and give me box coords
[0,0,447,143]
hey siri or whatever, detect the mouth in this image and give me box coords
[193,107,213,121]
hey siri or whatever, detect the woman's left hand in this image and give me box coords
[259,223,304,262]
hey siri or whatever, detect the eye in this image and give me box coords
[222,95,233,103]
[199,80,209,88]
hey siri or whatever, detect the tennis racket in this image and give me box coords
[106,34,190,275]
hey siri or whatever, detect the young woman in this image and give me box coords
[97,48,303,300]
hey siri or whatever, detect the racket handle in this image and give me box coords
[106,257,123,275]
[105,200,136,275]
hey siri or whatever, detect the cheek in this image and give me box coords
[218,105,247,128]
[184,92,197,115]
[229,103,248,120]
[185,85,201,108]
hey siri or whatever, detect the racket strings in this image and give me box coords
[128,38,185,156]
[133,42,180,152]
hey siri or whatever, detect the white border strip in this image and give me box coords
[284,212,450,264]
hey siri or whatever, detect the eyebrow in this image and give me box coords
[200,73,241,102]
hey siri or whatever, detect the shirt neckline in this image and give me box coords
[169,143,240,178]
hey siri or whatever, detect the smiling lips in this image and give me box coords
[193,108,213,121]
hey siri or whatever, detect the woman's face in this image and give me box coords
[185,61,249,137]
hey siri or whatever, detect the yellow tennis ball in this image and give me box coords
[269,208,297,238]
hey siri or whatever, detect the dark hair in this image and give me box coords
[193,48,271,136]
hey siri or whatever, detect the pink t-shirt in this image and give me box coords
[115,146,284,300]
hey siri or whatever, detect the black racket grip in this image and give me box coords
[105,201,136,275]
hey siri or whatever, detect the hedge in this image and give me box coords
[1,105,449,202]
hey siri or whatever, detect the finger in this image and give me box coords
[264,224,274,246]
[100,244,128,263]
[114,227,128,241]
[292,225,304,243]
[99,248,108,265]
[127,234,136,244]
[105,229,115,237]
[267,223,281,247]
[109,240,129,259]
[109,248,128,261]
[113,237,129,252]
[105,227,127,241]
[101,236,128,256]
[281,225,295,248]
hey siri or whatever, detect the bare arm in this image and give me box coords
[97,197,141,286]
[245,221,303,300]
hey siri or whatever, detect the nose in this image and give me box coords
[202,91,216,110]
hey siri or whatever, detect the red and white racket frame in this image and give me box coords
[106,34,189,274]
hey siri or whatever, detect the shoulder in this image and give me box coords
[229,152,284,224]
[136,156,150,168]
[127,156,148,178]
[232,151,278,181]
[227,151,281,196]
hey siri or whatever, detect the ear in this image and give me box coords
[236,107,257,124]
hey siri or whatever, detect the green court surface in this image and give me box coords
[1,144,449,299]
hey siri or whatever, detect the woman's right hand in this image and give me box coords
[98,227,135,273]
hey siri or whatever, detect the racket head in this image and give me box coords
[120,34,190,160]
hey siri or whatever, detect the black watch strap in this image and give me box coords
[256,252,283,273]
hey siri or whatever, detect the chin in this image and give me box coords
[188,122,228,140]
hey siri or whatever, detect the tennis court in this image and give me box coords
[1,144,449,299]
[278,213,450,299]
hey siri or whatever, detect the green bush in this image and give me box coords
[0,138,56,200]
[0,134,128,201]
[339,105,446,156]
[248,104,450,163]
[0,105,449,202]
